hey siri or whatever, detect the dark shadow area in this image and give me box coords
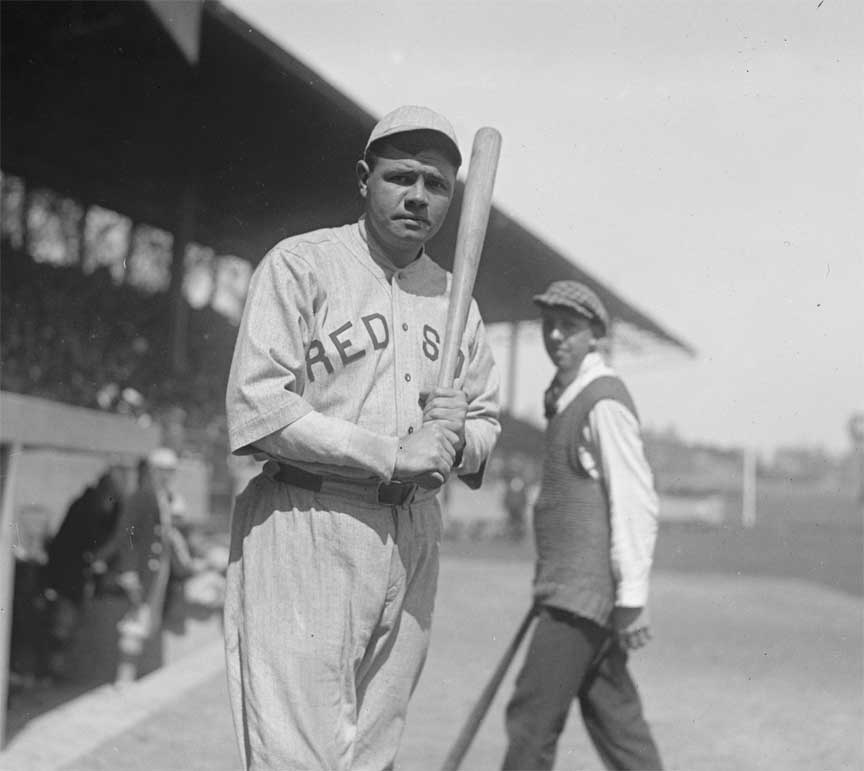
[6,586,128,743]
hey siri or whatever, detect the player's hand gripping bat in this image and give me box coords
[421,127,501,487]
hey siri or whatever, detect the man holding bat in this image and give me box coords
[224,105,500,770]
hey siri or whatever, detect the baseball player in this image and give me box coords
[224,105,501,770]
[501,281,662,771]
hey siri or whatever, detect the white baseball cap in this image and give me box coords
[365,105,462,166]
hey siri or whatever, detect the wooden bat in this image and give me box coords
[441,614,616,771]
[440,605,537,771]
[437,126,502,387]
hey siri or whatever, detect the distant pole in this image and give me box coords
[0,442,23,749]
[170,182,196,375]
[847,413,864,510]
[506,322,520,412]
[170,57,201,377]
[742,447,757,528]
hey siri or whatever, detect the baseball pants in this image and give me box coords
[502,605,662,771]
[224,473,440,771]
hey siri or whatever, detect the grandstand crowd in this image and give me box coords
[1,173,244,463]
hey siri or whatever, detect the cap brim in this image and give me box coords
[366,129,462,167]
[533,296,599,323]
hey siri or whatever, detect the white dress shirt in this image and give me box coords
[553,351,659,608]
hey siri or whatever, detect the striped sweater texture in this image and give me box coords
[532,375,638,626]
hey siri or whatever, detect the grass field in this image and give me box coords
[446,478,864,598]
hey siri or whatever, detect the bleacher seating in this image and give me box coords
[1,246,235,463]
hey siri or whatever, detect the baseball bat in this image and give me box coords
[440,605,537,771]
[437,126,502,387]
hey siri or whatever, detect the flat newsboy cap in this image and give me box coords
[365,105,462,166]
[533,280,610,336]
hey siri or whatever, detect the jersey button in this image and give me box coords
[404,373,412,382]
[408,426,414,434]
[402,323,408,331]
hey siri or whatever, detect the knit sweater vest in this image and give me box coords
[532,375,639,626]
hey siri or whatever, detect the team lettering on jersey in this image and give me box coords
[303,315,464,384]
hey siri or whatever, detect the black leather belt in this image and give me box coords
[274,464,417,506]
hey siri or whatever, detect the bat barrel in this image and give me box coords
[438,127,502,387]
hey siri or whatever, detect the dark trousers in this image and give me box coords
[502,606,662,771]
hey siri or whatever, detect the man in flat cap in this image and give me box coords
[224,106,500,769]
[501,281,663,770]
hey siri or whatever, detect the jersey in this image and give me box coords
[225,219,500,485]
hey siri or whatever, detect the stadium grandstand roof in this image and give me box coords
[1,0,693,354]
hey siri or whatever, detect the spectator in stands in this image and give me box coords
[1,244,234,473]
[41,470,123,679]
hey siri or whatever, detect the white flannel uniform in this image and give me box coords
[224,219,500,771]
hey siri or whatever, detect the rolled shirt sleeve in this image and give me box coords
[589,400,659,607]
[226,245,318,453]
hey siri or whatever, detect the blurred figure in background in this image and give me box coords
[41,470,123,680]
[95,448,191,680]
[502,455,529,542]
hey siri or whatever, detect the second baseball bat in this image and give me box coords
[440,605,537,771]
[437,126,502,387]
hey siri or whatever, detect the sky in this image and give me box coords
[223,0,863,455]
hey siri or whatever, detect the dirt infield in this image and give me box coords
[399,560,862,771]
[45,554,862,771]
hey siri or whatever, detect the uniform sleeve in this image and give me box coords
[589,400,659,607]
[454,302,501,488]
[226,245,318,454]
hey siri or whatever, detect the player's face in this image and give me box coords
[541,307,596,378]
[358,145,457,263]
